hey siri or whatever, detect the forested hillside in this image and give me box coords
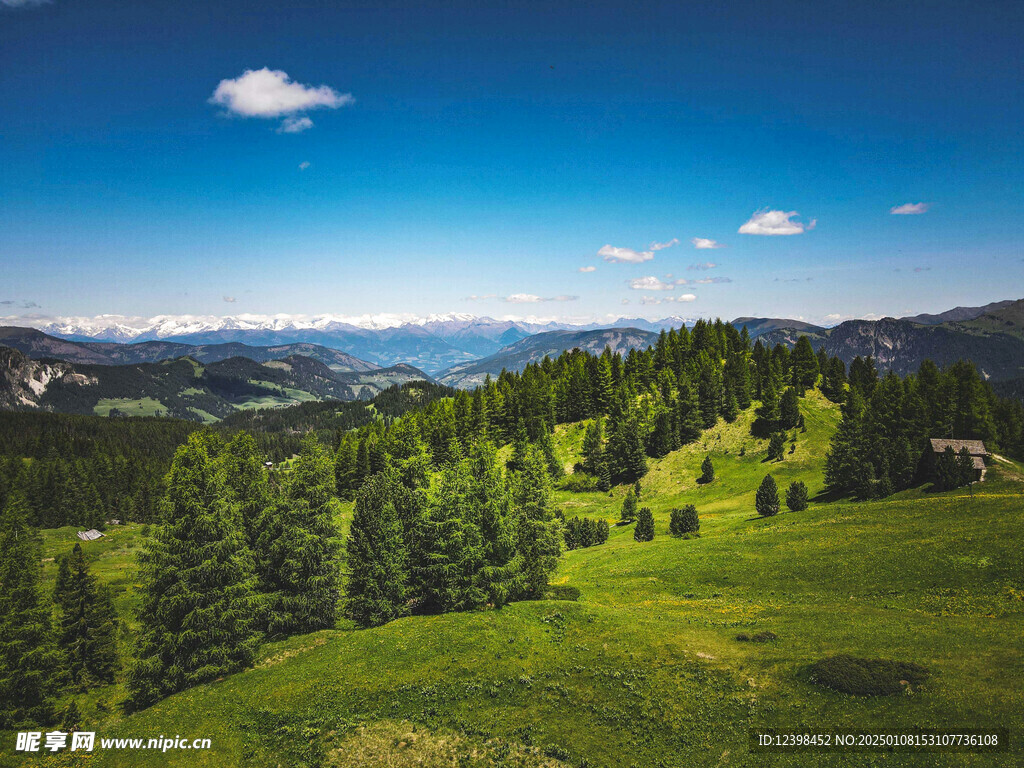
[2,320,1024,767]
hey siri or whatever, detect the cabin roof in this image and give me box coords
[929,438,988,456]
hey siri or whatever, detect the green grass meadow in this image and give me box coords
[5,391,1023,767]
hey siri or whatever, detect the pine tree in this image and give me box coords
[755,475,780,517]
[607,413,647,484]
[581,418,606,477]
[259,436,341,637]
[469,441,518,607]
[935,446,960,490]
[633,507,655,542]
[956,446,976,487]
[345,469,410,626]
[221,432,271,550]
[722,387,739,423]
[753,377,781,437]
[0,492,56,728]
[779,387,800,429]
[768,432,786,461]
[785,481,809,512]
[538,427,564,480]
[699,456,714,484]
[669,505,699,536]
[416,459,486,613]
[675,380,703,445]
[791,336,819,392]
[510,448,560,600]
[334,434,360,500]
[127,433,261,710]
[646,408,677,458]
[54,543,119,690]
[620,488,638,521]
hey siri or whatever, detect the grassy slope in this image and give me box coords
[5,391,1024,767]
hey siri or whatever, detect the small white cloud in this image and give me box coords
[621,298,631,305]
[694,276,732,284]
[298,161,311,170]
[279,116,314,134]
[578,266,597,273]
[599,244,654,263]
[825,313,842,321]
[738,208,815,235]
[1,0,50,7]
[223,296,237,303]
[691,238,724,250]
[464,294,498,301]
[688,262,718,271]
[649,238,679,251]
[677,293,697,302]
[629,276,676,291]
[209,68,353,132]
[891,202,929,215]
[639,296,663,305]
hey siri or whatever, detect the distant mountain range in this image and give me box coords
[0,344,431,422]
[437,327,662,388]
[759,299,1024,380]
[0,326,378,372]
[27,314,696,374]
[3,298,1021,416]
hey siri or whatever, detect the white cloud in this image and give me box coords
[824,313,842,321]
[578,266,597,273]
[688,262,718,271]
[299,161,311,170]
[691,238,724,250]
[1,0,49,7]
[890,202,929,215]
[209,68,353,132]
[223,296,237,303]
[677,293,697,302]
[464,294,498,301]
[639,297,664,305]
[503,294,578,303]
[621,299,631,305]
[629,276,677,291]
[694,276,732,284]
[738,208,816,235]
[649,238,679,251]
[599,244,654,263]
[279,116,314,134]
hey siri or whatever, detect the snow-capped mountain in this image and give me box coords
[16,312,698,375]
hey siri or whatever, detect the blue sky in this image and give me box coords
[1,0,1021,326]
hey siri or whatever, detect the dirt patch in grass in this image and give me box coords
[327,720,570,768]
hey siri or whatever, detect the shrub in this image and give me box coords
[699,456,714,484]
[633,507,654,542]
[620,489,638,521]
[768,432,786,461]
[756,475,780,517]
[808,655,929,696]
[735,633,751,642]
[669,505,699,537]
[751,631,778,643]
[558,472,602,493]
[786,481,809,511]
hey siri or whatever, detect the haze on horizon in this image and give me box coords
[1,0,1021,327]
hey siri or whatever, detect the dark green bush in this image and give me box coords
[669,505,699,536]
[751,631,778,643]
[808,655,929,696]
